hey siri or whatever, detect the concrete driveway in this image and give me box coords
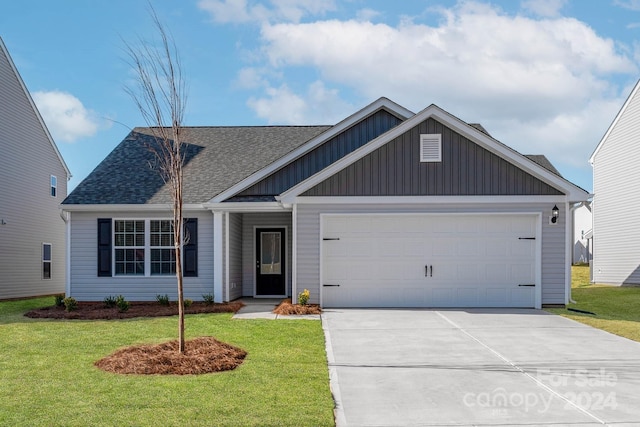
[322,309,640,427]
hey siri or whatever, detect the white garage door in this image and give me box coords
[322,214,538,308]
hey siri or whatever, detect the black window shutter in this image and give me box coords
[97,218,112,277]
[183,218,198,277]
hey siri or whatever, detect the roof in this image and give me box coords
[524,155,562,177]
[63,125,330,204]
[0,37,71,179]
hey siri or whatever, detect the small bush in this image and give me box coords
[202,293,214,305]
[115,295,129,312]
[103,295,117,308]
[298,289,310,306]
[184,298,193,308]
[63,297,77,312]
[156,294,170,306]
[54,294,65,307]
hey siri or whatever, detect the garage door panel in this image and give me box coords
[322,214,537,308]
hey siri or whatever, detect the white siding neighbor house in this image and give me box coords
[63,98,588,308]
[0,37,71,299]
[590,79,640,285]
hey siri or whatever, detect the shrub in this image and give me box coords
[184,298,193,308]
[115,295,129,312]
[298,289,310,306]
[103,295,117,308]
[54,294,65,307]
[202,293,214,305]
[156,294,170,306]
[63,297,77,312]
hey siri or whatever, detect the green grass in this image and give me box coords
[546,265,640,342]
[0,297,334,427]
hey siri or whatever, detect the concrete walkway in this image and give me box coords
[232,298,320,320]
[322,308,640,427]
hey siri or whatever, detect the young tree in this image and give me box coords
[124,9,188,353]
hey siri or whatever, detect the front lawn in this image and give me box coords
[546,265,640,342]
[0,297,334,427]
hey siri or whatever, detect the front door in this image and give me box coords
[255,228,286,296]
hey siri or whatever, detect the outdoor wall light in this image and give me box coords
[551,205,559,224]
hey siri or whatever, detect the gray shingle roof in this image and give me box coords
[524,155,563,177]
[63,126,331,205]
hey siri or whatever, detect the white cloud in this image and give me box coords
[247,80,352,124]
[521,0,567,17]
[614,0,640,11]
[246,1,636,182]
[197,0,335,24]
[356,8,381,22]
[32,90,100,143]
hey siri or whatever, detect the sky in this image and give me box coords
[3,0,640,193]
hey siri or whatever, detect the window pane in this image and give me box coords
[260,232,281,275]
[43,262,51,279]
[43,244,51,261]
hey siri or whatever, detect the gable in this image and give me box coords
[230,108,404,200]
[301,118,564,197]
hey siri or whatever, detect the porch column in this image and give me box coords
[213,211,223,303]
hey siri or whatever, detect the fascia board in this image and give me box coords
[208,97,414,203]
[60,203,206,212]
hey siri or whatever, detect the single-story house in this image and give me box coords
[590,79,640,285]
[62,98,589,308]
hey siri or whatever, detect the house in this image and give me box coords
[590,79,640,285]
[62,98,588,308]
[572,204,592,264]
[0,37,71,299]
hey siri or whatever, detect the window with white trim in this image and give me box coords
[42,243,52,279]
[50,175,57,197]
[420,134,442,162]
[113,219,181,276]
[114,220,145,275]
[150,220,176,275]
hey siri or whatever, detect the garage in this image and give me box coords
[321,214,539,308]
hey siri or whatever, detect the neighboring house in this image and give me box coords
[62,98,588,308]
[572,204,592,264]
[590,79,640,285]
[0,37,70,299]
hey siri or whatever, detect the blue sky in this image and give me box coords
[3,0,640,193]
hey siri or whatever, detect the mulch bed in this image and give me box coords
[24,301,244,320]
[95,337,247,375]
[273,298,321,315]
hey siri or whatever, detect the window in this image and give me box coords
[150,220,175,275]
[114,220,145,275]
[42,243,52,279]
[420,134,442,162]
[50,175,57,197]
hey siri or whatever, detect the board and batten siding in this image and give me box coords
[303,118,563,197]
[296,203,566,306]
[69,210,214,301]
[241,212,292,297]
[237,109,403,197]
[592,87,640,285]
[228,213,243,301]
[0,40,69,299]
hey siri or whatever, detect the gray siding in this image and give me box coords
[69,210,214,301]
[296,203,566,306]
[0,40,69,299]
[592,87,640,285]
[228,213,243,301]
[303,118,563,197]
[241,212,292,297]
[237,109,403,197]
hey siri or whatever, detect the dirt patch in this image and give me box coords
[25,301,244,320]
[95,336,247,375]
[273,299,321,315]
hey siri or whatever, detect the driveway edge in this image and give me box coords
[321,313,347,427]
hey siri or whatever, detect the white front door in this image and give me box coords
[322,214,538,308]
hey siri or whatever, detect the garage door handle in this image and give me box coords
[430,265,433,277]
[425,265,433,277]
[323,284,340,287]
[518,284,535,287]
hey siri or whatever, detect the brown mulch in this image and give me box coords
[94,336,247,375]
[273,298,322,315]
[24,301,244,320]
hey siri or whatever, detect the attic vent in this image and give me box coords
[420,134,442,162]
